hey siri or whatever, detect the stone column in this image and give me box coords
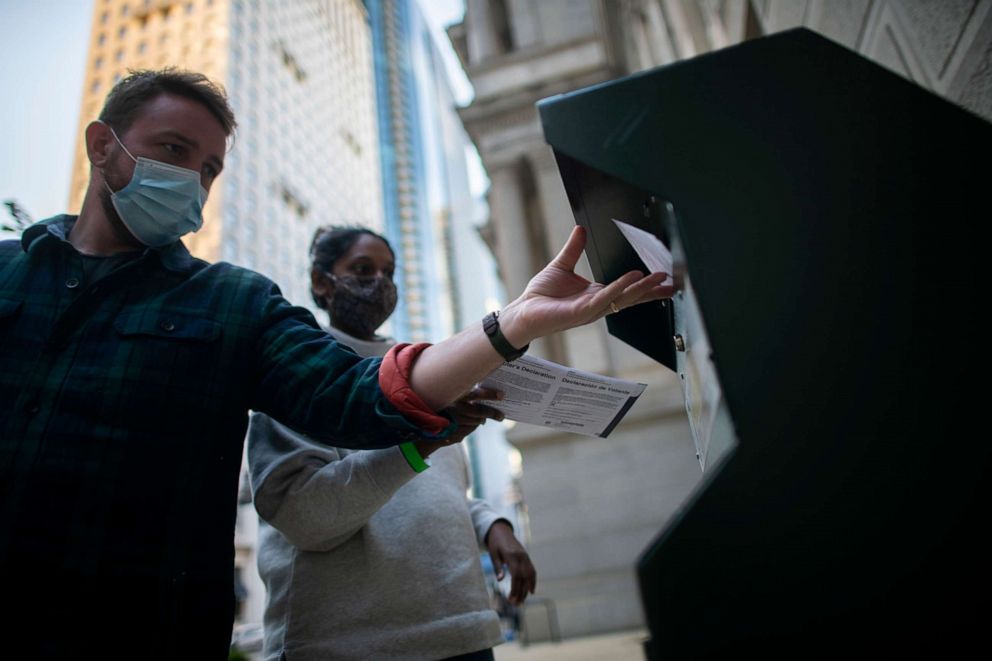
[487,163,531,298]
[465,0,497,63]
[488,162,557,361]
[507,0,539,48]
[528,146,613,374]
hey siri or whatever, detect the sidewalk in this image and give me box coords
[493,629,649,661]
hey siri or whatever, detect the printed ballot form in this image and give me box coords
[478,355,646,438]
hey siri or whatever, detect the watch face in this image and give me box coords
[484,312,498,335]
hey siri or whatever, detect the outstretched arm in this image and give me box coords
[409,226,672,410]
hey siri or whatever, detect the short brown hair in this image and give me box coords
[98,68,237,136]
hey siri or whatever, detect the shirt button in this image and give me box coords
[65,278,80,289]
[160,320,176,332]
[25,402,41,415]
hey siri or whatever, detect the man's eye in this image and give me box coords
[163,143,185,157]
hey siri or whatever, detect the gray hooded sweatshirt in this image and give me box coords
[247,327,505,661]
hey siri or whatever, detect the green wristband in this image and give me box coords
[399,442,430,473]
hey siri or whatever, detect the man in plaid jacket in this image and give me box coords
[0,69,670,659]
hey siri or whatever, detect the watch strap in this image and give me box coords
[483,310,529,362]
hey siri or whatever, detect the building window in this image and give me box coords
[118,26,127,38]
[279,184,308,219]
[137,41,146,54]
[94,56,103,69]
[97,33,106,45]
[340,128,362,156]
[276,42,307,83]
[91,79,101,93]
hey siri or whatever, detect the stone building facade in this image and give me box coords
[449,0,990,640]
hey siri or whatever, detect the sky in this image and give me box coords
[0,0,471,225]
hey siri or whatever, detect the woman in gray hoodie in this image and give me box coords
[248,225,536,661]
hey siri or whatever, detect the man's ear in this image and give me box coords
[310,268,334,305]
[85,120,115,169]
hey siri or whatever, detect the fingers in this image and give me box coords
[604,272,673,315]
[505,551,537,605]
[548,226,586,272]
[444,395,506,444]
[464,385,501,401]
[448,404,503,425]
[447,390,506,424]
[444,424,478,445]
[619,271,672,307]
[472,405,505,422]
[589,269,647,313]
[487,523,537,605]
[489,548,505,582]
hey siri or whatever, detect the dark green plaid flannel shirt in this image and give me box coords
[0,215,439,654]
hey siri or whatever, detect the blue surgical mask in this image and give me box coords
[103,124,208,248]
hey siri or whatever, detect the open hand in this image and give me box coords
[500,226,673,346]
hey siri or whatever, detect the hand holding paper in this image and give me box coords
[477,355,646,438]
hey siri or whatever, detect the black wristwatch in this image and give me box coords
[483,310,529,362]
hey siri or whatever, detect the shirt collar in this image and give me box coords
[21,214,72,252]
[22,215,197,273]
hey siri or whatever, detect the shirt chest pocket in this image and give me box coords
[114,309,223,343]
[112,309,226,402]
[107,308,232,438]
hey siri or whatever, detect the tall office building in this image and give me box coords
[68,0,385,628]
[369,0,520,525]
[68,0,384,314]
[368,0,446,343]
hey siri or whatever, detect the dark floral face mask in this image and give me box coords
[326,273,398,338]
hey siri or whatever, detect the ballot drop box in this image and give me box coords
[537,28,989,657]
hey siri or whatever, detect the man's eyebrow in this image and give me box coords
[155,129,224,172]
[156,128,197,148]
